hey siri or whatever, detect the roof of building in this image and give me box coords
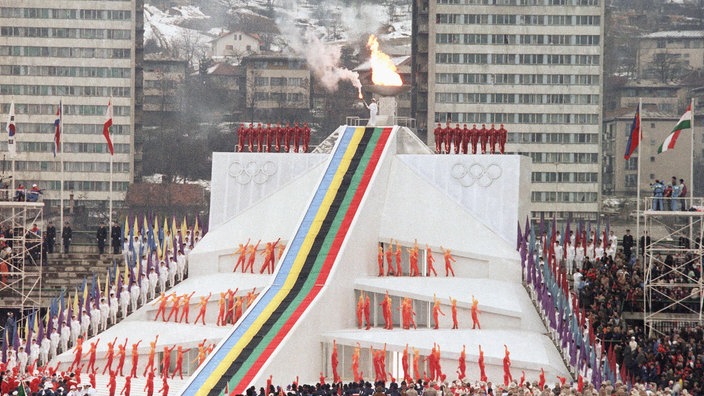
[642,30,704,39]
[126,183,207,207]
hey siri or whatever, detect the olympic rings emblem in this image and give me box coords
[228,161,277,184]
[450,162,502,187]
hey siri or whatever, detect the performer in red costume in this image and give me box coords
[116,338,128,376]
[434,344,444,382]
[394,241,402,276]
[479,123,489,154]
[385,243,394,276]
[478,345,487,382]
[408,240,420,277]
[356,292,364,329]
[129,340,142,378]
[538,368,546,390]
[143,335,159,377]
[426,244,437,276]
[179,292,196,324]
[377,244,384,276]
[107,370,117,396]
[449,297,458,329]
[380,291,392,329]
[443,121,452,154]
[412,347,421,381]
[457,345,466,380]
[265,123,274,152]
[233,240,249,273]
[275,123,284,152]
[402,344,411,383]
[440,246,456,277]
[247,123,255,152]
[160,345,175,378]
[85,338,100,373]
[331,339,340,383]
[153,292,172,322]
[351,343,362,382]
[216,292,227,326]
[260,238,280,274]
[453,123,462,154]
[427,344,437,381]
[520,371,525,387]
[158,376,169,396]
[144,369,156,396]
[255,123,264,152]
[165,293,182,323]
[470,124,479,154]
[363,293,371,330]
[432,294,445,329]
[433,123,443,153]
[489,123,498,154]
[236,124,246,152]
[193,293,212,325]
[302,122,311,152]
[69,337,84,372]
[471,295,481,329]
[498,123,507,154]
[461,124,470,154]
[283,122,292,152]
[120,375,132,396]
[293,122,302,153]
[243,240,261,273]
[171,345,189,380]
[233,295,244,323]
[102,337,118,374]
[502,344,513,386]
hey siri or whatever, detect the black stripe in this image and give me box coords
[210,128,377,395]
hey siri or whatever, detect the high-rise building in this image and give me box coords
[412,0,604,220]
[0,0,143,218]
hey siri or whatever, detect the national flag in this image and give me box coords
[53,101,62,157]
[103,100,114,155]
[6,102,16,157]
[658,103,692,153]
[624,105,641,160]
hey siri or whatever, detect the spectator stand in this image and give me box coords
[0,197,45,325]
[641,196,704,338]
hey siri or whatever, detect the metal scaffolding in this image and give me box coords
[641,197,704,337]
[0,201,44,317]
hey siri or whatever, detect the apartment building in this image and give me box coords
[412,0,604,220]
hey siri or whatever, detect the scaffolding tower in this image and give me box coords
[0,201,45,318]
[641,196,704,337]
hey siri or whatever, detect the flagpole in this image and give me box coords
[690,97,695,196]
[60,98,64,241]
[636,99,642,269]
[107,98,114,251]
[10,97,15,195]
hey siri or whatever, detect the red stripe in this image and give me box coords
[233,128,392,394]
[666,130,681,150]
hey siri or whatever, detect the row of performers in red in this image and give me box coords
[236,122,311,153]
[434,122,508,155]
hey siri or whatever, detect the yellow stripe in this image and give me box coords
[198,128,365,394]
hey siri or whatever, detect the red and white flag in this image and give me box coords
[103,100,114,155]
[6,102,16,157]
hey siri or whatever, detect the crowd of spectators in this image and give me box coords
[572,246,703,394]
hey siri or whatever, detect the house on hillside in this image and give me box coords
[210,30,261,59]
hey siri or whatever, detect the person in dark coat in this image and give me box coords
[45,221,56,253]
[96,222,108,254]
[111,221,122,254]
[62,222,72,253]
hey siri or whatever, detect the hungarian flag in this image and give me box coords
[103,100,114,155]
[53,101,62,157]
[657,103,692,153]
[624,105,641,160]
[6,102,16,157]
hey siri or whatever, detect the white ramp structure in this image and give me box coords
[180,125,569,396]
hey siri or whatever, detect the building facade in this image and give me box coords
[0,0,143,218]
[412,0,604,220]
[638,31,704,82]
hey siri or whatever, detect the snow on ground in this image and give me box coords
[144,4,215,53]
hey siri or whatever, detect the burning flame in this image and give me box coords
[367,35,402,86]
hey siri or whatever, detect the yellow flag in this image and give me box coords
[123,261,129,286]
[181,216,188,239]
[132,216,139,237]
[124,216,130,239]
[72,289,79,313]
[194,216,200,235]
[105,269,110,300]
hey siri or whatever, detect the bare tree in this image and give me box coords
[646,51,691,83]
[246,69,264,123]
[171,30,206,71]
